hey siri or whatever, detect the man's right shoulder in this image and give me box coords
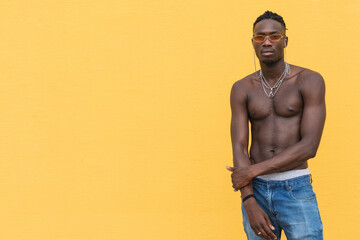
[230,72,257,102]
[231,72,257,91]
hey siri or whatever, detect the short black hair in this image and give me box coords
[253,11,286,31]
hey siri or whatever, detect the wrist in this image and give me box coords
[242,194,255,203]
[249,163,262,178]
[243,196,257,208]
[248,165,258,178]
[240,182,253,196]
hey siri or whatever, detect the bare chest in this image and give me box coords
[247,81,303,120]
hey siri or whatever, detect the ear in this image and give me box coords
[251,38,255,49]
[284,36,288,48]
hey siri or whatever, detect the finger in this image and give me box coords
[253,228,269,240]
[232,182,240,191]
[234,180,247,190]
[226,166,236,172]
[264,214,275,231]
[260,223,277,240]
[238,182,246,189]
[263,216,277,239]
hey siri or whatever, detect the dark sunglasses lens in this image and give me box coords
[269,35,282,41]
[253,36,265,42]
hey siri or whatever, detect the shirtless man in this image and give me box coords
[226,11,326,240]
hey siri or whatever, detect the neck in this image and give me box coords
[259,59,286,82]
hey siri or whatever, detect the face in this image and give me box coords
[252,19,287,65]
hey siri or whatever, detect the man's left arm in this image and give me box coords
[233,72,326,189]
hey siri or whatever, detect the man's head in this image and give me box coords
[253,11,286,33]
[252,11,288,65]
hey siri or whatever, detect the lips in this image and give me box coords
[261,50,274,54]
[261,50,274,56]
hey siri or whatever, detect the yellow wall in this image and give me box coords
[0,0,359,239]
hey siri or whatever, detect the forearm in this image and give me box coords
[250,140,316,177]
[233,147,254,196]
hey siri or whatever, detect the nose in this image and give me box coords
[262,36,272,46]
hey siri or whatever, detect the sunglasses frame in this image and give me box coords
[252,34,285,43]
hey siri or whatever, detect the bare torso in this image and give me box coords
[245,64,308,170]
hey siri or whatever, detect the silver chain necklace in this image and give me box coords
[260,62,290,98]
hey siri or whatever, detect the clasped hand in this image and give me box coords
[226,166,253,191]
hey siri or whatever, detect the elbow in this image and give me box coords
[300,137,321,160]
[305,145,318,159]
[307,150,317,159]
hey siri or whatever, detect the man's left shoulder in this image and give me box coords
[295,66,325,85]
[293,66,325,97]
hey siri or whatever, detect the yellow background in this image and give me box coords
[0,0,359,239]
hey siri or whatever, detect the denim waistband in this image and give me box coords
[253,174,313,187]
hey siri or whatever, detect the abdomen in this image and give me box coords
[249,115,302,163]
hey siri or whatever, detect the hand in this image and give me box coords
[244,198,277,240]
[226,166,253,191]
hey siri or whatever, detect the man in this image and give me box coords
[226,11,325,240]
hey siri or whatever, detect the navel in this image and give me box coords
[269,149,276,156]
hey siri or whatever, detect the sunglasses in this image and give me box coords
[252,34,284,43]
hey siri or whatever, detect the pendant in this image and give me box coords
[269,89,274,98]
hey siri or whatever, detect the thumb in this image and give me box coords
[226,166,236,172]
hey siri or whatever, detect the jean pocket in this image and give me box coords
[288,181,316,200]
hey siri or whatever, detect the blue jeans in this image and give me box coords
[241,175,323,240]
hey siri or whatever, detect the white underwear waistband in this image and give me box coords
[256,168,310,181]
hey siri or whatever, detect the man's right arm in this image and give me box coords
[230,80,277,240]
[230,80,253,197]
